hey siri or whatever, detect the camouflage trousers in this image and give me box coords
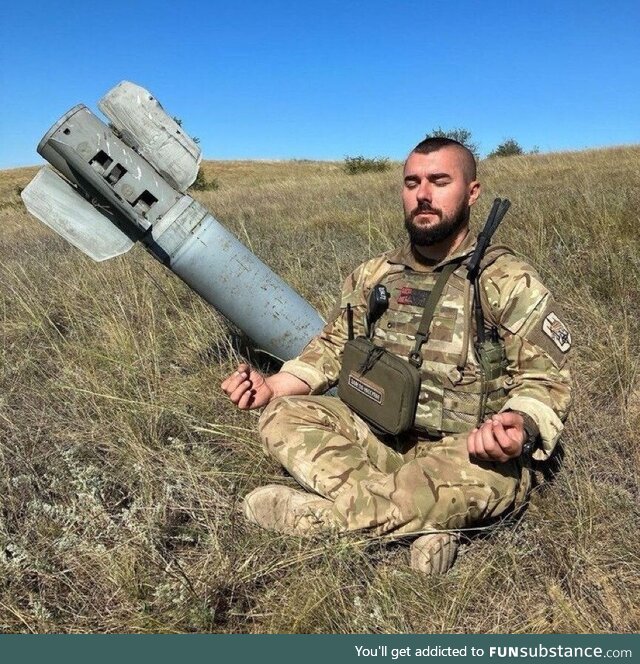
[258,396,530,536]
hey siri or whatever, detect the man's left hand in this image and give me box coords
[467,411,526,463]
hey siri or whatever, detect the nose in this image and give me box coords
[416,180,432,204]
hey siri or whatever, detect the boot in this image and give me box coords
[409,532,460,575]
[243,484,337,535]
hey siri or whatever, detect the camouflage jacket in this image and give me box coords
[281,231,573,460]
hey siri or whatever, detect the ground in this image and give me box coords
[0,148,638,632]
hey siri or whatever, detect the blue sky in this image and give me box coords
[1,0,638,168]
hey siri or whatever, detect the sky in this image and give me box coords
[0,0,639,168]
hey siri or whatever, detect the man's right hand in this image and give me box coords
[221,364,313,410]
[221,363,274,410]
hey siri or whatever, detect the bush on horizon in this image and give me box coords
[343,155,390,174]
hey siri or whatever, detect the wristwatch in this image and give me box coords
[510,410,540,457]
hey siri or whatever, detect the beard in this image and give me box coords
[404,202,470,246]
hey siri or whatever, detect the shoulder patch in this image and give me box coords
[525,298,572,368]
[542,311,572,353]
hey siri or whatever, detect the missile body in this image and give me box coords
[21,82,324,361]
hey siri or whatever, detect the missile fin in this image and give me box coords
[21,167,135,262]
[99,81,202,192]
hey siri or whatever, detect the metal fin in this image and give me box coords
[99,81,202,192]
[21,167,135,262]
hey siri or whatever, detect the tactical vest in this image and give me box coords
[371,248,511,436]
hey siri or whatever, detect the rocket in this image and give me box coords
[20,81,324,361]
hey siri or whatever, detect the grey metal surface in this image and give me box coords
[37,105,181,231]
[21,167,135,262]
[148,198,324,359]
[99,81,201,192]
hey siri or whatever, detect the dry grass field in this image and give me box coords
[0,147,638,633]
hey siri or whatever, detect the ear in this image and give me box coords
[468,180,481,206]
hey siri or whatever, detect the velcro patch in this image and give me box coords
[348,372,384,404]
[397,286,431,307]
[525,298,572,368]
[542,312,571,353]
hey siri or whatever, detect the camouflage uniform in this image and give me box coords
[258,232,572,535]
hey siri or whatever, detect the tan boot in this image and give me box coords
[409,532,460,575]
[243,484,337,535]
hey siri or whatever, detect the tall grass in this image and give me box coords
[0,148,638,632]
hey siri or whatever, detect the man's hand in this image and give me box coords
[221,363,274,410]
[221,365,313,410]
[467,411,526,463]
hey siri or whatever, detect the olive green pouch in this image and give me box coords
[338,261,461,436]
[338,338,421,435]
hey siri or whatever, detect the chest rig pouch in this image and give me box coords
[338,261,460,435]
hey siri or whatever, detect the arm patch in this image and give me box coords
[525,298,572,368]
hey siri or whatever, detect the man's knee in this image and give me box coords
[334,456,522,535]
[257,395,335,458]
[421,465,522,530]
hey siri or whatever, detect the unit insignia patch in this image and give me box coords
[397,286,431,307]
[542,312,571,353]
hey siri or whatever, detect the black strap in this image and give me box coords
[358,345,385,374]
[409,260,461,368]
[467,199,511,343]
[470,246,513,345]
[467,198,511,282]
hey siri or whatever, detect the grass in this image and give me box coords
[0,147,639,633]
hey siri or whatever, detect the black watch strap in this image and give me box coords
[510,410,539,456]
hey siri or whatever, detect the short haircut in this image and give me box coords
[410,137,477,182]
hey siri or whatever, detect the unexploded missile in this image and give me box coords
[21,82,324,361]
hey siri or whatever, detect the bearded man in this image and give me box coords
[221,137,572,574]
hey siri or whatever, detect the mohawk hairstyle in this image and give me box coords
[410,137,477,182]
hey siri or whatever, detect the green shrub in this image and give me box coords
[343,156,390,175]
[189,168,219,191]
[488,138,525,158]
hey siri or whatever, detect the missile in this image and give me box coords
[21,82,324,361]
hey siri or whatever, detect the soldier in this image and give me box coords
[221,137,572,574]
